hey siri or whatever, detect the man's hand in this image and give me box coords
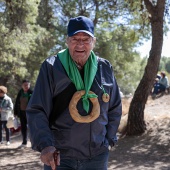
[40,146,60,170]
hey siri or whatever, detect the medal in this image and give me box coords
[69,90,100,123]
[102,93,110,102]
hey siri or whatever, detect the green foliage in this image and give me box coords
[0,0,157,99]
[94,24,143,94]
[159,56,170,73]
[0,0,56,99]
[165,60,170,73]
[159,60,165,71]
[117,54,146,95]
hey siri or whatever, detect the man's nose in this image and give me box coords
[76,39,83,45]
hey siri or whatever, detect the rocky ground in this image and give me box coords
[0,95,170,170]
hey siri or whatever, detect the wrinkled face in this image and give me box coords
[66,32,96,66]
[22,82,30,92]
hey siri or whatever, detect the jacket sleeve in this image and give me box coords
[106,65,122,147]
[26,60,55,152]
[1,96,13,113]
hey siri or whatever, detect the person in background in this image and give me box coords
[159,71,169,90]
[152,71,169,98]
[14,80,33,148]
[0,86,13,145]
[152,78,160,96]
[156,73,161,80]
[27,16,122,170]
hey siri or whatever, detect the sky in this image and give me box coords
[136,32,170,57]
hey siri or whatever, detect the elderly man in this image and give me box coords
[27,16,122,170]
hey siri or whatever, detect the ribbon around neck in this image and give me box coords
[58,48,98,113]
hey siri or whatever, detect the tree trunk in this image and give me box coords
[126,0,165,135]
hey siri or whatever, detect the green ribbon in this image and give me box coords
[58,48,98,113]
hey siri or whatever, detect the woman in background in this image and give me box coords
[0,86,13,145]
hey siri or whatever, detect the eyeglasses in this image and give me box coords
[69,37,93,44]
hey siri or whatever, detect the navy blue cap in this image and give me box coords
[67,16,94,37]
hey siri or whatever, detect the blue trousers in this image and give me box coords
[153,83,166,94]
[44,151,109,170]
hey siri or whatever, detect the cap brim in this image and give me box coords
[68,30,94,37]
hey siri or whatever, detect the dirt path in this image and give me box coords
[0,95,170,170]
[0,133,42,170]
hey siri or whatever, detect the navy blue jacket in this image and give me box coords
[26,55,122,160]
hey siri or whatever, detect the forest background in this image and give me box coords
[0,0,170,100]
[0,3,170,167]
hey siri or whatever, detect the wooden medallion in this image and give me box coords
[102,93,110,103]
[69,90,100,123]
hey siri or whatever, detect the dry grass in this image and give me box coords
[121,97,132,115]
[118,97,132,133]
[119,95,170,134]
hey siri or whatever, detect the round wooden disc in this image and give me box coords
[69,90,100,123]
[102,93,110,103]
